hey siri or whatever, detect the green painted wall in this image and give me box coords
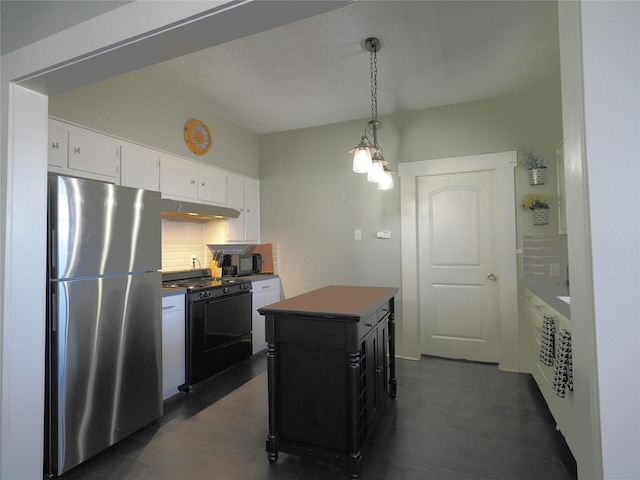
[49,72,259,178]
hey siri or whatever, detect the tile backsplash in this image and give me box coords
[521,234,568,282]
[161,217,211,271]
[161,216,278,274]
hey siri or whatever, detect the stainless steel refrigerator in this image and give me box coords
[45,174,163,476]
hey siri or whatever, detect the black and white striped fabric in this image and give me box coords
[538,315,555,367]
[553,329,573,398]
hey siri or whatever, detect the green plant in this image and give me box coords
[522,193,551,210]
[519,147,546,169]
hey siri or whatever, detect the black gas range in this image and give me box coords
[162,268,252,302]
[162,268,253,390]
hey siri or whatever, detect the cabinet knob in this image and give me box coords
[51,142,59,150]
[487,272,497,281]
[74,147,81,154]
[191,179,196,184]
[201,182,205,187]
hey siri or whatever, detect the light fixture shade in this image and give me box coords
[367,160,385,183]
[377,170,393,190]
[352,147,373,173]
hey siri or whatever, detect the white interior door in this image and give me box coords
[418,171,499,363]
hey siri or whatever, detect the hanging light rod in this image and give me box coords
[348,37,394,190]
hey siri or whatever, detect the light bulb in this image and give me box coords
[352,147,373,173]
[377,171,393,190]
[367,160,384,183]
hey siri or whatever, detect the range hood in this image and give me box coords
[161,199,240,219]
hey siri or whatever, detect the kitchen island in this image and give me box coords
[258,285,398,479]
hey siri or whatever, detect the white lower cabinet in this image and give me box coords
[162,294,186,400]
[252,278,281,354]
[525,288,574,451]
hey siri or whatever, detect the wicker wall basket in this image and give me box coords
[528,168,547,185]
[531,208,550,225]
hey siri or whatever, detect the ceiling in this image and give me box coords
[133,1,560,134]
[3,1,560,135]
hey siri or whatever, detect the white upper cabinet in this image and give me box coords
[196,165,227,205]
[159,154,198,200]
[48,119,120,183]
[159,154,229,206]
[67,127,120,181]
[47,120,257,244]
[227,175,260,242]
[120,142,160,192]
[47,121,67,169]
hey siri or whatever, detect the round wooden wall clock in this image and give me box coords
[184,119,212,156]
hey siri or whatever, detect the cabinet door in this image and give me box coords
[162,294,186,400]
[48,121,67,169]
[121,143,160,191]
[160,155,197,200]
[68,128,120,180]
[197,166,227,205]
[243,178,260,242]
[374,320,389,408]
[252,279,281,354]
[226,175,245,241]
[227,175,260,242]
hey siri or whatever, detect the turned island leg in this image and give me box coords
[347,350,362,479]
[266,319,279,463]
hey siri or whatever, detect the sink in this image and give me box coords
[557,296,570,305]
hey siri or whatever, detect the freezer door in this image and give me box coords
[49,174,161,279]
[46,272,162,476]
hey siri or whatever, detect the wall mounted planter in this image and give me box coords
[531,208,550,225]
[528,168,547,185]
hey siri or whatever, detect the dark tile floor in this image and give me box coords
[58,353,577,480]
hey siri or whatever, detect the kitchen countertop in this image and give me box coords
[258,285,398,321]
[242,274,280,282]
[162,274,279,298]
[524,281,571,320]
[162,287,187,297]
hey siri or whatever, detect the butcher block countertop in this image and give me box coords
[258,285,399,321]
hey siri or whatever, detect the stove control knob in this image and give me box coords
[223,287,230,295]
[199,292,206,299]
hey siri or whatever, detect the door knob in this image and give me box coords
[487,273,497,281]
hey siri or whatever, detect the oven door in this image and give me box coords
[186,292,252,387]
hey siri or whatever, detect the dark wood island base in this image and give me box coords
[259,285,399,479]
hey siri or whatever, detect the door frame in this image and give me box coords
[399,152,519,371]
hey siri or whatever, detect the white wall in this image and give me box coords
[0,84,49,480]
[560,2,640,479]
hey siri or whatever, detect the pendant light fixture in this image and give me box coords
[348,37,394,190]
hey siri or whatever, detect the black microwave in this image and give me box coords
[222,254,261,276]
